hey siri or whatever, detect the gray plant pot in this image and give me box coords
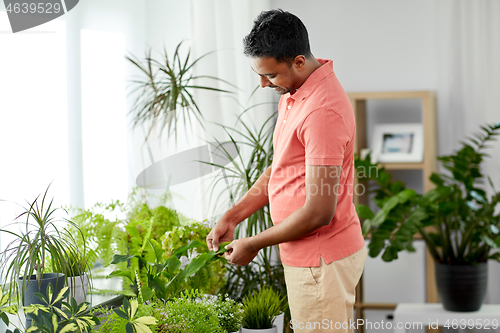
[435,262,488,312]
[18,273,66,327]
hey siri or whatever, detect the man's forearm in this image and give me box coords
[247,203,332,252]
[221,166,272,226]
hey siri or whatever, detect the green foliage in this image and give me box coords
[212,294,244,333]
[357,123,500,264]
[242,287,286,330]
[0,285,18,328]
[91,301,157,333]
[113,298,158,333]
[157,294,225,333]
[126,40,235,141]
[108,240,229,302]
[23,283,100,333]
[0,186,85,305]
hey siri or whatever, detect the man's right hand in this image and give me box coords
[206,219,236,251]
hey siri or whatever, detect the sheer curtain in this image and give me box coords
[436,0,500,305]
[159,0,276,220]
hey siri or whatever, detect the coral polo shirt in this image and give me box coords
[268,58,365,267]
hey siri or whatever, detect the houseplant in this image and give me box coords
[241,287,286,333]
[356,123,500,311]
[0,186,85,326]
[126,40,235,140]
[205,109,292,328]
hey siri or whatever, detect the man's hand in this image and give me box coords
[206,220,236,252]
[224,237,260,266]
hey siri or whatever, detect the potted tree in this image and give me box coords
[356,123,500,311]
[0,186,85,326]
[241,287,286,333]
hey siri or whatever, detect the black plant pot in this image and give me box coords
[18,273,66,327]
[435,262,487,312]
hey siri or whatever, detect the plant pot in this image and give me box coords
[435,262,487,312]
[272,313,284,333]
[241,326,278,333]
[67,274,89,304]
[18,273,66,327]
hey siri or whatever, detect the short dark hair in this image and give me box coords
[243,9,312,63]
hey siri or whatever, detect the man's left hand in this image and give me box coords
[224,238,260,266]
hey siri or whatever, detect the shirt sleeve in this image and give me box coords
[298,108,351,166]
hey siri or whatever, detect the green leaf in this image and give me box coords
[114,308,129,320]
[107,270,135,284]
[110,254,136,265]
[356,204,375,220]
[126,322,134,333]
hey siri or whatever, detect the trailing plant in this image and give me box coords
[242,287,286,330]
[356,123,500,264]
[0,186,85,305]
[126,40,235,140]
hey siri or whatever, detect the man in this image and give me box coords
[206,9,366,333]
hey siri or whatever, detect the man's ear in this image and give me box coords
[293,55,307,71]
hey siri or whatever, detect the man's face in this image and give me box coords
[250,56,299,95]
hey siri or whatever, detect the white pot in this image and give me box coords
[241,326,278,333]
[66,274,89,304]
[272,313,284,333]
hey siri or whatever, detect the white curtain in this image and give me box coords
[189,0,275,137]
[170,0,277,220]
[436,0,500,305]
[437,0,500,182]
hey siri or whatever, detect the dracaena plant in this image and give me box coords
[356,123,500,264]
[127,41,236,141]
[0,186,85,303]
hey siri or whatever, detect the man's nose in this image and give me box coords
[260,76,272,88]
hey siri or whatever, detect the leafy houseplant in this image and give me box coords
[356,123,500,311]
[126,40,235,140]
[241,287,286,333]
[0,187,85,325]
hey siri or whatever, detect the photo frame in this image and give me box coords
[371,123,424,163]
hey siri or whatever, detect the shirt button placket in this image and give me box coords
[284,101,292,125]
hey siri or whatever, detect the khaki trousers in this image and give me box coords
[283,246,367,333]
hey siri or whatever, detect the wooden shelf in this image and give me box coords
[349,91,438,333]
[378,162,425,170]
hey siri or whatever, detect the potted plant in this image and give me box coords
[0,186,84,326]
[212,294,244,333]
[241,287,286,333]
[356,123,500,311]
[61,247,92,304]
[126,40,235,140]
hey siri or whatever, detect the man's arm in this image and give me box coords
[224,165,340,265]
[206,165,272,251]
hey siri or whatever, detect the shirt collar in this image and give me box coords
[288,58,333,101]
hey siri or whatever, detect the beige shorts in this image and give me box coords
[283,246,367,333]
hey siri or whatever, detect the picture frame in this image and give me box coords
[371,123,424,163]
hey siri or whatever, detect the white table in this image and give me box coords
[393,303,500,333]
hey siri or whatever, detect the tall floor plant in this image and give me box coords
[204,109,288,312]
